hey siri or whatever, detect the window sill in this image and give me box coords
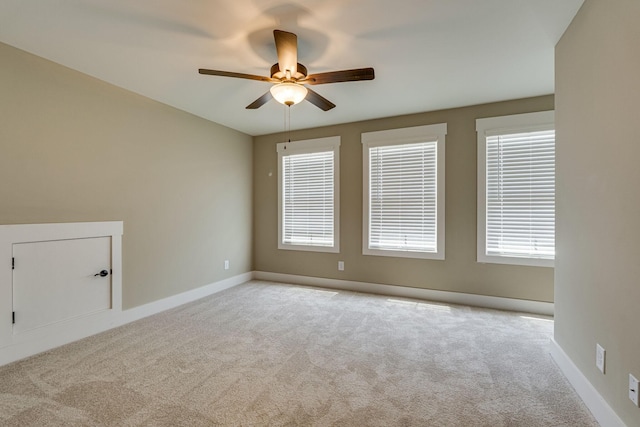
[363,248,444,260]
[477,254,554,268]
[278,243,339,254]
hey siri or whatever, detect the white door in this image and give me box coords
[12,237,112,334]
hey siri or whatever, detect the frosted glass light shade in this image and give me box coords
[270,82,308,106]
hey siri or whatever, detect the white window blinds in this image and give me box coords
[362,123,446,260]
[282,150,335,247]
[368,141,438,253]
[277,136,340,253]
[485,129,555,261]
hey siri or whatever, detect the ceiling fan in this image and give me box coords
[198,30,375,111]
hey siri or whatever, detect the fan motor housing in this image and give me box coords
[271,63,307,81]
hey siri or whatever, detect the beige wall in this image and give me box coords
[254,96,555,302]
[555,0,640,425]
[0,42,253,309]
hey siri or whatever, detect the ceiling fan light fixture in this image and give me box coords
[270,82,308,106]
[199,30,373,111]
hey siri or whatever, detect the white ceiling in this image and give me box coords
[0,0,584,136]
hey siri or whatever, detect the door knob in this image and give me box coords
[94,270,109,277]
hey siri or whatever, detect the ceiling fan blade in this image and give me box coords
[199,69,276,83]
[246,91,273,109]
[305,88,336,111]
[274,30,298,76]
[304,67,375,85]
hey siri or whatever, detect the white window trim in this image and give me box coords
[277,136,340,253]
[476,110,555,268]
[362,123,447,260]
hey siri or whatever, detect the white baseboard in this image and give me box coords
[549,338,626,427]
[0,272,251,367]
[253,271,554,316]
[119,272,252,324]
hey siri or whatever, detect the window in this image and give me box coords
[362,123,447,259]
[277,136,340,253]
[476,111,555,267]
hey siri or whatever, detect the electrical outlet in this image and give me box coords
[338,261,344,271]
[224,260,229,270]
[596,343,606,374]
[630,374,639,407]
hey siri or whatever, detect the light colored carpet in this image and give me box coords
[0,280,597,426]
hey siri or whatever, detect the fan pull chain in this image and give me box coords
[282,104,288,149]
[281,104,293,149]
[288,105,291,143]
